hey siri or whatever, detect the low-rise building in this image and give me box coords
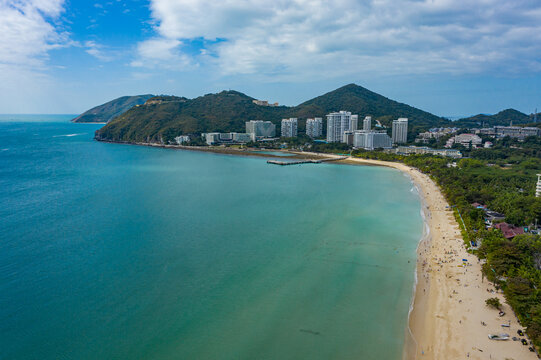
[446,133,482,148]
[394,146,462,158]
[415,127,458,143]
[494,222,524,239]
[174,135,190,144]
[202,132,252,145]
[252,100,279,106]
[495,126,540,139]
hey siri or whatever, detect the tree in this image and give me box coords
[486,297,502,310]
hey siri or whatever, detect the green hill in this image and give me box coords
[72,94,154,123]
[95,84,450,143]
[454,109,532,128]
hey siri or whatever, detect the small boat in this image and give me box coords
[488,333,510,340]
[501,324,510,327]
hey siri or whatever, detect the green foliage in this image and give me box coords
[95,84,451,143]
[72,94,154,123]
[486,297,502,309]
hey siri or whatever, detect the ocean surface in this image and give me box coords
[0,115,423,360]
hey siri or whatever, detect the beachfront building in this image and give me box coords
[306,118,323,138]
[393,146,462,158]
[326,111,356,143]
[246,120,276,139]
[536,174,541,198]
[281,118,298,138]
[349,115,358,132]
[353,130,392,150]
[202,132,252,145]
[363,116,372,131]
[392,118,408,144]
[343,130,355,146]
[174,135,190,145]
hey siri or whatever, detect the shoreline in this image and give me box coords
[94,138,341,160]
[342,157,536,360]
[93,140,535,359]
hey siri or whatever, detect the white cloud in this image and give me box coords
[130,37,192,70]
[0,0,68,70]
[133,0,541,79]
[84,40,114,61]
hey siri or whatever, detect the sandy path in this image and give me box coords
[341,157,536,360]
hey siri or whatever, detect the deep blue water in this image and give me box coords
[0,116,423,359]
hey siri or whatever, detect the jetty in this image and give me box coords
[267,156,346,166]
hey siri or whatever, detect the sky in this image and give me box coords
[1,0,540,117]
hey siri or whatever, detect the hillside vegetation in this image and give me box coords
[454,109,533,128]
[72,94,154,123]
[95,84,450,143]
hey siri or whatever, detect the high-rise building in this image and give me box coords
[349,115,358,131]
[326,111,355,143]
[537,174,541,198]
[353,130,392,150]
[392,118,408,144]
[281,118,298,137]
[246,120,276,138]
[363,116,372,131]
[306,118,323,138]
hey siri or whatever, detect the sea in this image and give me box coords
[0,115,423,360]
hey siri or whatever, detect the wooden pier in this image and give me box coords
[267,157,346,166]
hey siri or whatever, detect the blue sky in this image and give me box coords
[1,0,540,117]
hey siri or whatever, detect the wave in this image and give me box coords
[53,133,86,138]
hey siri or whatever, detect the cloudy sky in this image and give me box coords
[1,0,540,116]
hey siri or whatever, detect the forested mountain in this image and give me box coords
[95,84,449,143]
[454,109,533,128]
[72,94,154,123]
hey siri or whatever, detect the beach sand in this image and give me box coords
[341,157,537,360]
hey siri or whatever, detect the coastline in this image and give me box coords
[342,157,536,360]
[92,140,535,359]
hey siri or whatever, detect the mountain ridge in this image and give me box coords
[72,94,154,123]
[95,84,451,143]
[454,109,533,128]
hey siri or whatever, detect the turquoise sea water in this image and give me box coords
[0,115,423,360]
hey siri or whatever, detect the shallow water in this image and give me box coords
[0,116,423,359]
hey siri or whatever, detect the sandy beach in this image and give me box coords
[342,157,537,360]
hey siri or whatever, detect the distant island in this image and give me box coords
[72,94,154,123]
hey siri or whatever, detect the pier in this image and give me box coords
[267,156,346,166]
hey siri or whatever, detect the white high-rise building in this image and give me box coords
[306,118,323,138]
[281,118,298,137]
[349,115,358,131]
[363,116,372,131]
[353,130,392,150]
[536,174,541,198]
[246,120,276,138]
[392,118,408,144]
[326,111,355,143]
